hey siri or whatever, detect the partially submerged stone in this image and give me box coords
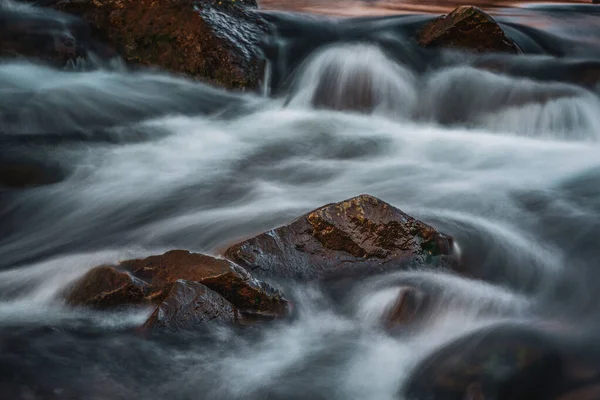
[383,286,430,329]
[225,194,455,280]
[403,322,600,400]
[52,0,266,90]
[0,6,88,67]
[122,250,289,319]
[417,6,520,54]
[65,265,148,308]
[142,280,239,331]
[65,250,289,322]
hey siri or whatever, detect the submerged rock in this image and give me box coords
[403,322,600,400]
[225,194,455,280]
[383,286,430,330]
[52,0,266,89]
[142,280,239,331]
[65,265,149,308]
[417,6,520,54]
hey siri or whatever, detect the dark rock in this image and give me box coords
[142,280,239,331]
[121,250,289,319]
[225,194,456,280]
[383,286,430,329]
[65,265,149,308]
[0,163,63,189]
[52,0,267,90]
[417,6,520,54]
[0,6,86,67]
[403,322,600,400]
[65,250,289,321]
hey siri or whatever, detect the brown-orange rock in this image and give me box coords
[225,194,455,280]
[142,280,239,331]
[417,6,520,54]
[65,265,148,308]
[121,250,288,318]
[383,286,430,329]
[52,0,266,90]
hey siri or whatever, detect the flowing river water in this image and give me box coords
[1,1,600,399]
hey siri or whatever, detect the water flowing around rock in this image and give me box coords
[1,1,600,399]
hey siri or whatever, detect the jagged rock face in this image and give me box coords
[65,265,149,308]
[417,6,520,54]
[52,0,267,90]
[64,250,289,320]
[142,280,239,331]
[225,194,456,280]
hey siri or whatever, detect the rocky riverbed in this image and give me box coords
[1,0,600,399]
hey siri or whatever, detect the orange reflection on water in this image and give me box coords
[258,0,591,16]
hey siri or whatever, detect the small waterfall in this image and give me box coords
[285,43,417,118]
[418,66,600,140]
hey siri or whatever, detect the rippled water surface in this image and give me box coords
[1,0,600,399]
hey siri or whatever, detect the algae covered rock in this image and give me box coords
[417,6,520,54]
[225,194,456,280]
[52,0,267,89]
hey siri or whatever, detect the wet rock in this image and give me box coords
[65,265,149,308]
[403,322,600,400]
[142,280,239,331]
[225,194,455,280]
[52,0,267,90]
[417,6,520,54]
[383,286,429,329]
[121,250,289,318]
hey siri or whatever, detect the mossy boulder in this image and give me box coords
[52,0,267,90]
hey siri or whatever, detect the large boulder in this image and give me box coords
[142,280,240,331]
[417,6,520,54]
[121,250,289,319]
[51,0,267,90]
[65,251,289,320]
[65,265,149,308]
[225,194,456,280]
